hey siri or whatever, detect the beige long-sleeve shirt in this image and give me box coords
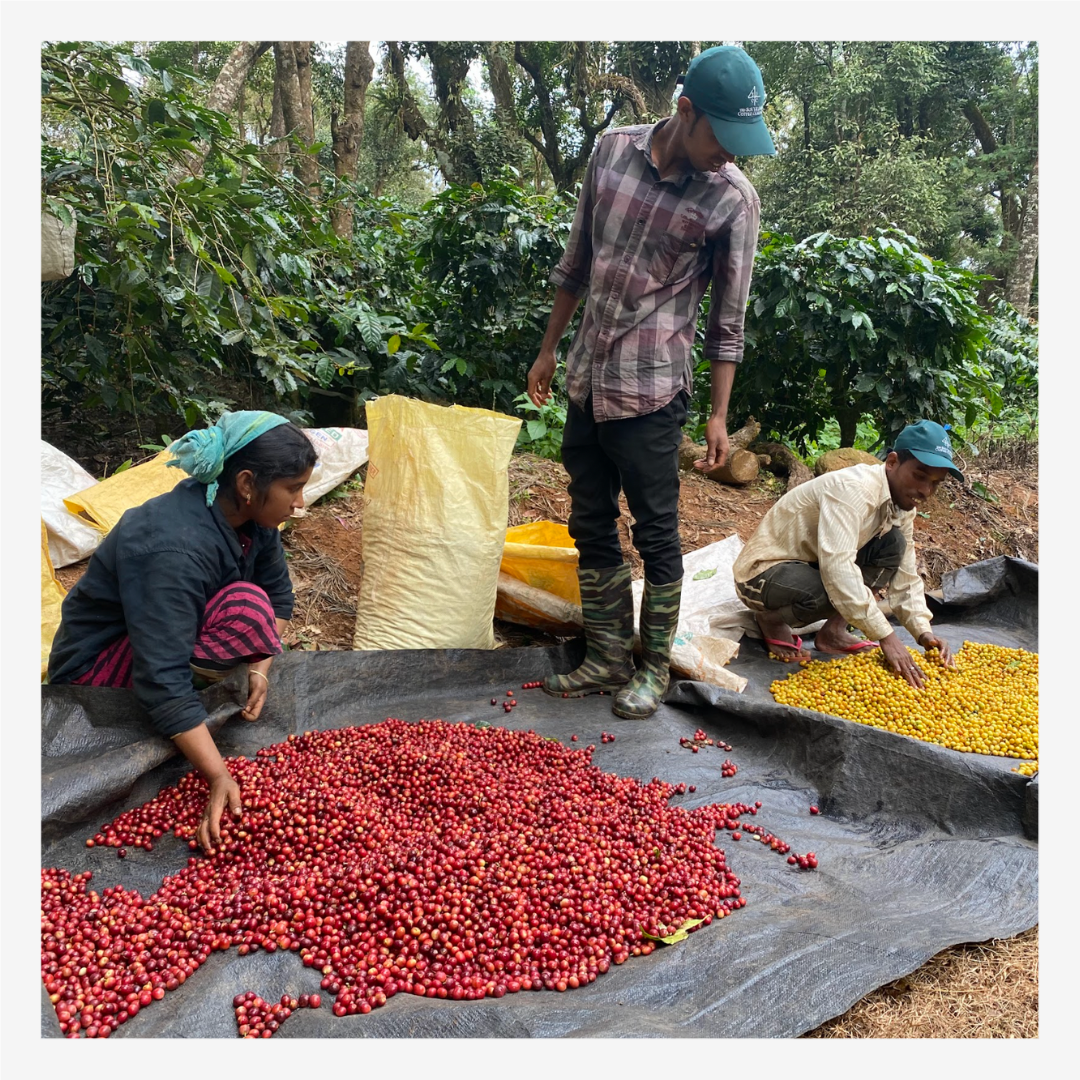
[732,463,933,643]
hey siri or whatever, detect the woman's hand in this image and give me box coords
[196,772,242,855]
[171,724,243,856]
[241,659,272,721]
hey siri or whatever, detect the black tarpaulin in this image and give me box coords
[41,557,1037,1038]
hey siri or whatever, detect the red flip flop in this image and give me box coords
[764,636,806,660]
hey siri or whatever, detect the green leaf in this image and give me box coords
[692,568,717,581]
[455,357,467,376]
[526,419,548,441]
[241,242,258,277]
[160,138,202,154]
[84,334,109,363]
[213,263,237,286]
[50,203,74,228]
[642,917,707,945]
[315,356,335,388]
[355,308,383,352]
[387,334,401,356]
[220,329,245,346]
[971,480,999,504]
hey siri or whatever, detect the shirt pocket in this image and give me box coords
[647,231,707,287]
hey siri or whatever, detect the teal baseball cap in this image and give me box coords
[893,420,964,481]
[679,46,776,157]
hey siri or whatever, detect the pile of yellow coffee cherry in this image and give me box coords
[770,642,1038,775]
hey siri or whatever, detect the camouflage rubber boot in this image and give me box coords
[612,577,682,720]
[543,563,636,697]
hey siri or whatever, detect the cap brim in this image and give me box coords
[910,449,964,482]
[706,114,776,157]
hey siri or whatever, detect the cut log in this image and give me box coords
[729,417,761,451]
[701,448,759,486]
[814,448,881,475]
[678,435,704,473]
[750,442,813,491]
[677,417,761,474]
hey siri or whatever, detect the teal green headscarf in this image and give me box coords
[167,410,291,507]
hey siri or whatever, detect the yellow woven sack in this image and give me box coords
[499,521,581,604]
[63,451,182,534]
[42,520,67,680]
[353,396,521,650]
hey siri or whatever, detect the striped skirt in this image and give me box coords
[73,582,282,689]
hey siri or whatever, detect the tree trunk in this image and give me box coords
[268,75,287,174]
[169,41,270,180]
[423,42,483,184]
[387,42,459,183]
[330,42,375,239]
[514,42,567,191]
[207,41,271,116]
[1006,154,1038,319]
[836,410,859,448]
[294,42,314,134]
[963,99,1021,241]
[274,41,319,197]
[484,42,518,133]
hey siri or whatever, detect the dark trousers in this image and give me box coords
[562,391,688,585]
[736,528,906,627]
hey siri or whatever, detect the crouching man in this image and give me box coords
[732,420,961,688]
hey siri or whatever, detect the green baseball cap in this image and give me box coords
[680,46,776,157]
[894,420,964,481]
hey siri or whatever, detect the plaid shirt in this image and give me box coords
[550,121,761,422]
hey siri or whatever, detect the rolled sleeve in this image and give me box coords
[704,194,760,364]
[816,493,894,642]
[548,152,597,299]
[253,528,295,621]
[116,550,209,738]
[887,516,934,641]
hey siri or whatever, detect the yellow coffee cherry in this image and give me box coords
[770,642,1037,775]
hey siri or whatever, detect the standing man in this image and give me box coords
[527,46,776,719]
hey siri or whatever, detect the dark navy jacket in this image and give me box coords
[48,478,294,737]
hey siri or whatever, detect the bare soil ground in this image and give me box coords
[49,440,1039,1038]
